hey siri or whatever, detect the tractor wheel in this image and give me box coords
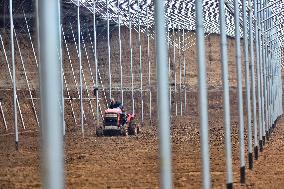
[129,121,138,136]
[96,127,103,137]
[121,126,128,136]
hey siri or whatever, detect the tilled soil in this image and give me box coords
[0,89,283,189]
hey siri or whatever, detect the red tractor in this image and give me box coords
[96,108,139,136]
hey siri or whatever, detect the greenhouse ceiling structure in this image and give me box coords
[65,0,284,46]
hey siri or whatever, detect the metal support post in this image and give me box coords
[93,1,99,126]
[220,0,233,187]
[77,0,84,137]
[196,0,211,188]
[243,0,253,169]
[128,0,135,114]
[117,0,123,105]
[107,0,112,99]
[234,0,245,182]
[255,0,264,152]
[154,0,172,188]
[138,0,144,122]
[38,0,64,188]
[146,6,152,122]
[9,0,18,150]
[251,0,260,160]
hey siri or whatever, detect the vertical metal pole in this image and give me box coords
[270,44,273,128]
[178,25,182,116]
[93,1,99,126]
[274,48,276,123]
[77,0,84,137]
[128,0,134,114]
[263,3,269,141]
[39,0,64,188]
[272,38,276,125]
[234,0,245,182]
[265,11,269,135]
[259,0,266,147]
[183,29,186,115]
[146,6,151,122]
[138,0,143,122]
[173,24,177,116]
[268,35,272,134]
[196,0,211,187]
[255,0,263,152]
[9,0,18,149]
[273,46,276,124]
[117,0,123,105]
[265,8,270,139]
[273,44,276,124]
[270,45,272,127]
[269,43,272,127]
[107,0,112,99]
[219,0,233,187]
[258,1,265,149]
[58,0,65,137]
[267,7,271,139]
[250,0,258,159]
[242,0,253,169]
[154,0,172,188]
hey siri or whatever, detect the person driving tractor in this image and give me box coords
[109,98,123,109]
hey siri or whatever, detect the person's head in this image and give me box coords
[110,98,115,104]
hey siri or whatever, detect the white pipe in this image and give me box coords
[195,0,211,188]
[155,0,173,186]
[9,0,18,149]
[38,0,64,188]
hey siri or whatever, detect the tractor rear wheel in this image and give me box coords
[129,121,138,136]
[121,126,128,136]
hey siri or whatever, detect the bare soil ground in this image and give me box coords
[0,89,283,189]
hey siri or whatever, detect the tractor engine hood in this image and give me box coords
[105,108,122,114]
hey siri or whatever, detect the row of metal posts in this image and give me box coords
[95,0,191,123]
[5,0,283,146]
[73,0,190,129]
[163,0,284,188]
[0,32,26,131]
[104,0,191,122]
[1,7,43,135]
